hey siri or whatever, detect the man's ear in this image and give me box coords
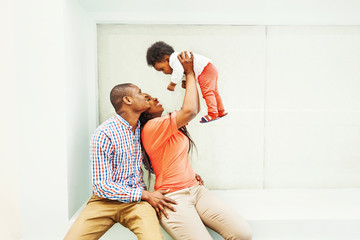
[123,96,132,106]
[164,55,170,62]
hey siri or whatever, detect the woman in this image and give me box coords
[140,52,252,240]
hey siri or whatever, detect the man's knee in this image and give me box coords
[134,202,160,229]
[135,201,157,218]
[127,202,162,240]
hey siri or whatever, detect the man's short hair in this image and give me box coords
[110,83,134,112]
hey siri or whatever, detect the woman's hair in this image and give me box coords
[139,112,196,186]
[146,41,175,67]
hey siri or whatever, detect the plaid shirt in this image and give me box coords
[90,114,146,202]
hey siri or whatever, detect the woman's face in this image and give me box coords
[144,94,164,117]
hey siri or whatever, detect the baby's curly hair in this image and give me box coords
[146,41,175,67]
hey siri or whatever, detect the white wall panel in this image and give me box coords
[97,25,360,189]
[14,0,70,238]
[78,0,360,25]
[65,0,95,219]
[265,26,360,188]
[0,0,21,239]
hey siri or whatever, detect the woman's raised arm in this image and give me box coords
[175,51,200,128]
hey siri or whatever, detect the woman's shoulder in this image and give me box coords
[145,113,172,126]
[142,112,177,132]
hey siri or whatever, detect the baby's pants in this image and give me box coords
[198,63,225,118]
[64,194,162,240]
[160,185,252,240]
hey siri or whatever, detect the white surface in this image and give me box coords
[14,0,69,238]
[95,189,360,240]
[0,0,21,239]
[8,0,96,239]
[77,0,360,25]
[213,189,360,220]
[64,0,96,218]
[265,26,360,188]
[97,25,360,189]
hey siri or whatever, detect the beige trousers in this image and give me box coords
[160,185,252,240]
[64,194,162,240]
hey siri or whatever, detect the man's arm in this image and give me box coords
[92,129,177,218]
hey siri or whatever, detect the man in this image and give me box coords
[64,83,177,240]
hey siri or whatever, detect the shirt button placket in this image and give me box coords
[131,135,136,186]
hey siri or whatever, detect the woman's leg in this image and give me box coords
[195,186,252,240]
[160,187,213,240]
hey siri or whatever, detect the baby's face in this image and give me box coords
[154,60,173,75]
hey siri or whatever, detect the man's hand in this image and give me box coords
[195,173,204,185]
[141,190,177,219]
[177,51,194,75]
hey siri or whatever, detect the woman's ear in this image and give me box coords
[123,96,132,105]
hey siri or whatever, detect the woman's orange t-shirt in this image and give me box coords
[141,112,198,192]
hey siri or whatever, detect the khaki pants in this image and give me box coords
[160,185,252,240]
[64,194,162,240]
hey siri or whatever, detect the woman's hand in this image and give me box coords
[175,50,199,128]
[195,173,204,185]
[177,51,194,75]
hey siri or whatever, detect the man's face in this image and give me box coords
[128,85,150,112]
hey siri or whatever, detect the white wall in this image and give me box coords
[0,0,21,239]
[265,26,360,188]
[64,0,97,218]
[14,0,69,238]
[97,25,360,189]
[7,0,95,239]
[79,0,360,25]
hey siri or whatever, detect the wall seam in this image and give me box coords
[262,26,268,189]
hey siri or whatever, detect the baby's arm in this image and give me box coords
[168,53,184,91]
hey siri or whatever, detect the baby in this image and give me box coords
[146,41,227,123]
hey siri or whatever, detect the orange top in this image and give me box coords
[141,112,199,192]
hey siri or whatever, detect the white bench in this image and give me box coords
[69,189,360,240]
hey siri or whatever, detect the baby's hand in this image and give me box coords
[181,80,186,89]
[167,82,176,91]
